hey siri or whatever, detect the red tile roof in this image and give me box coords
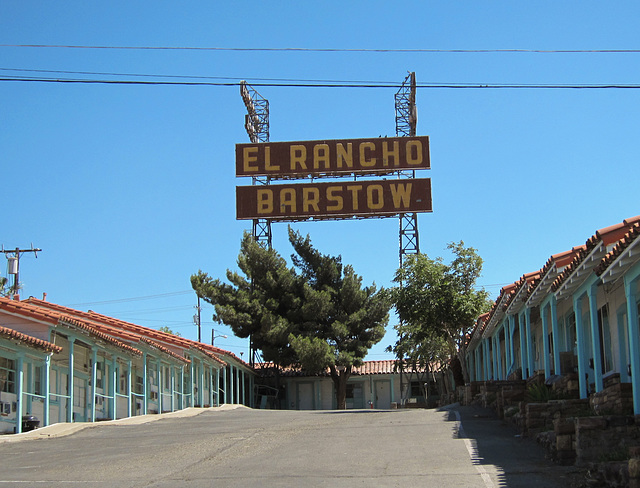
[24,298,232,367]
[257,360,428,377]
[0,325,62,354]
[595,222,640,277]
[0,298,141,356]
[552,216,640,293]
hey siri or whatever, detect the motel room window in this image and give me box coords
[410,381,423,397]
[34,366,42,396]
[164,367,171,390]
[0,357,16,394]
[598,305,614,374]
[135,375,144,395]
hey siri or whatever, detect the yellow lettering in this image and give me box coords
[390,183,412,208]
[359,142,376,167]
[326,186,344,211]
[280,188,296,213]
[302,188,320,213]
[367,184,384,209]
[406,140,423,166]
[264,146,280,172]
[382,140,400,167]
[257,189,273,214]
[313,144,330,170]
[243,147,259,172]
[290,145,307,171]
[346,185,363,210]
[336,143,353,169]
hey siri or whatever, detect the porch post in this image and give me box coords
[625,275,640,414]
[550,296,561,375]
[67,338,75,423]
[525,308,534,379]
[215,368,220,406]
[111,357,117,420]
[127,359,132,418]
[90,348,97,422]
[170,366,175,412]
[157,360,162,413]
[541,303,551,379]
[43,355,51,427]
[16,355,24,434]
[142,352,148,414]
[587,283,604,393]
[574,295,589,399]
[519,312,528,377]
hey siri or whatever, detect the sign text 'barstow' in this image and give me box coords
[236,178,432,221]
[236,136,430,177]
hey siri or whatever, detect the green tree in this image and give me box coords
[191,228,391,409]
[390,242,492,388]
[158,325,181,337]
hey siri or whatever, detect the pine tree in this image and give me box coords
[191,228,391,409]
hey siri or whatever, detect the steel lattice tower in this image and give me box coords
[395,72,420,267]
[240,81,272,249]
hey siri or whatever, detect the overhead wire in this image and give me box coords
[2,44,640,53]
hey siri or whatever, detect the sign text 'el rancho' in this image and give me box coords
[236,136,430,177]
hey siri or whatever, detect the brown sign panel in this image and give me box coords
[236,178,432,221]
[236,136,430,177]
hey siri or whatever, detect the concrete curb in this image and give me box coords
[0,404,249,443]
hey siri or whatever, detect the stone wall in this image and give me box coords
[590,374,634,416]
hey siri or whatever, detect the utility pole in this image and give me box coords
[193,295,202,343]
[1,245,42,299]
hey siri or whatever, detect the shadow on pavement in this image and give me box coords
[441,404,586,488]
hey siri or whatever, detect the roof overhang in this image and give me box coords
[599,236,640,284]
[554,242,606,300]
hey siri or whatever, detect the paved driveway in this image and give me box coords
[0,405,583,487]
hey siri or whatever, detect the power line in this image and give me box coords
[66,290,193,306]
[2,44,640,54]
[2,76,640,89]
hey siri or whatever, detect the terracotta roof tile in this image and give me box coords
[0,325,62,353]
[257,360,429,377]
[595,222,640,277]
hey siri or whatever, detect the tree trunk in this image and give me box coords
[330,366,350,410]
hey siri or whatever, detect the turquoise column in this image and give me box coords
[43,355,51,427]
[90,348,97,422]
[518,312,528,377]
[541,303,551,379]
[111,357,117,420]
[625,273,640,414]
[26,362,32,415]
[503,322,511,376]
[16,355,24,434]
[550,296,561,375]
[199,360,205,407]
[142,352,148,414]
[222,366,227,404]
[241,370,245,406]
[229,365,235,404]
[617,306,630,383]
[587,283,604,392]
[180,367,185,410]
[574,295,589,399]
[495,334,503,380]
[215,368,220,406]
[236,368,242,404]
[525,308,534,379]
[170,366,175,412]
[157,360,162,413]
[209,366,214,407]
[67,339,75,423]
[127,359,132,418]
[190,360,195,407]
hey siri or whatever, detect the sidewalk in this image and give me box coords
[0,404,247,444]
[442,403,587,488]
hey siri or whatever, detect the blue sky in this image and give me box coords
[1,2,639,360]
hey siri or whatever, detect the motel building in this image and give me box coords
[0,297,254,435]
[464,216,640,414]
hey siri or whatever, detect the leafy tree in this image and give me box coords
[158,325,181,337]
[191,228,391,409]
[390,242,493,388]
